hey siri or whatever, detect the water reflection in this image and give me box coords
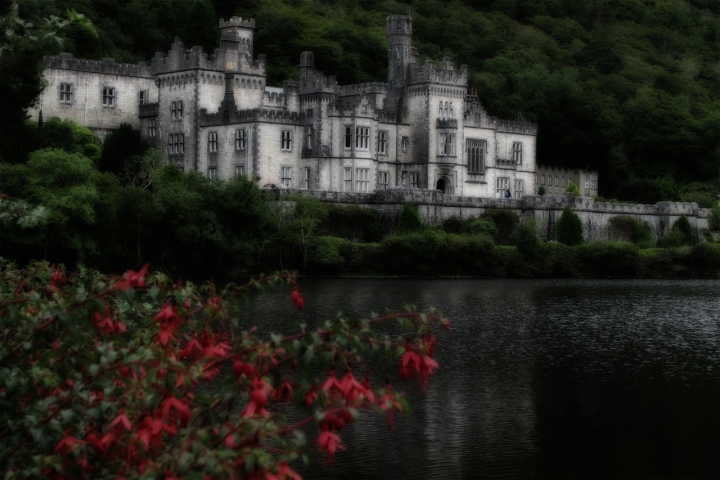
[243,279,720,479]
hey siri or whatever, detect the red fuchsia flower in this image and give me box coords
[135,412,174,450]
[399,341,439,389]
[92,307,127,335]
[49,267,65,293]
[315,424,346,463]
[304,386,317,407]
[339,371,374,403]
[161,394,190,427]
[265,462,303,480]
[113,264,149,291]
[378,383,404,430]
[320,369,344,398]
[233,360,255,379]
[109,408,132,431]
[272,379,293,402]
[154,303,183,346]
[53,429,84,454]
[241,377,272,418]
[291,287,304,311]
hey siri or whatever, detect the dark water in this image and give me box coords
[243,279,720,479]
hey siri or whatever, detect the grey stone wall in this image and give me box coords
[275,188,710,241]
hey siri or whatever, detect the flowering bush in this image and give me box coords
[0,261,448,479]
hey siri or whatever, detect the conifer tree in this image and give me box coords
[556,206,583,246]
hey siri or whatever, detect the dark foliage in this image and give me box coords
[396,203,423,233]
[556,206,584,246]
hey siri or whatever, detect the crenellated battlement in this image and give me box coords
[336,82,388,96]
[464,97,538,134]
[42,53,153,77]
[219,17,255,29]
[200,107,305,126]
[299,73,337,95]
[409,57,467,86]
[386,15,412,36]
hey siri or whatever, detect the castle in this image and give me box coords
[31,15,544,197]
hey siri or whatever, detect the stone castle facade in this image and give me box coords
[535,165,599,197]
[31,15,540,197]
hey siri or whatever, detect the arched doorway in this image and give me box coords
[436,177,447,193]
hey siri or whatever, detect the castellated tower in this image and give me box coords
[386,15,413,110]
[219,17,255,58]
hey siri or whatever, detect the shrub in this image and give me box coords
[692,242,720,276]
[708,205,720,231]
[556,206,584,246]
[465,218,499,237]
[664,214,694,246]
[577,242,641,277]
[0,262,449,478]
[320,205,386,242]
[564,182,581,196]
[481,208,519,244]
[509,218,541,260]
[608,215,653,248]
[441,215,469,234]
[538,185,546,196]
[396,203,423,233]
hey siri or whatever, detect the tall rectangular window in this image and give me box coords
[102,87,116,107]
[344,126,352,149]
[410,172,419,189]
[59,83,73,104]
[208,166,218,179]
[281,131,292,151]
[167,133,185,154]
[235,129,246,151]
[148,119,157,137]
[514,179,524,199]
[496,177,510,195]
[302,167,311,189]
[355,127,369,149]
[562,177,567,187]
[377,131,388,155]
[281,166,292,187]
[556,176,560,187]
[208,132,218,153]
[139,90,148,105]
[512,142,523,164]
[356,168,370,192]
[401,137,409,152]
[467,140,486,173]
[378,171,389,189]
[235,165,245,177]
[305,126,314,149]
[344,168,352,192]
[439,133,456,156]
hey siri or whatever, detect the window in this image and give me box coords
[438,101,443,115]
[439,133,456,156]
[377,131,388,155]
[208,132,218,153]
[235,129,246,151]
[555,176,559,187]
[208,166,218,179]
[307,108,313,117]
[562,177,567,187]
[449,102,454,116]
[59,83,73,104]
[305,126,314,149]
[541,175,546,185]
[444,101,449,116]
[302,167,311,189]
[496,177,510,195]
[535,174,538,184]
[344,126,352,149]
[102,87,116,107]
[401,137,409,152]
[355,127,369,149]
[344,168,352,192]
[139,90,148,105]
[410,172,419,189]
[378,171,389,189]
[148,119,157,137]
[171,101,184,120]
[281,166,292,187]
[281,131,292,151]
[356,168,370,192]
[512,142,523,164]
[514,179,524,199]
[467,140,486,173]
[167,133,185,154]
[235,165,245,177]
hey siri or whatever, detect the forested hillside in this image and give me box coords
[4,0,720,204]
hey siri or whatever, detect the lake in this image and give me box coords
[243,279,720,479]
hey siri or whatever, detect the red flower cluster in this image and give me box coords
[154,303,183,346]
[92,307,127,335]
[290,286,304,311]
[241,377,272,418]
[49,267,65,293]
[315,423,346,463]
[114,264,149,291]
[399,340,439,389]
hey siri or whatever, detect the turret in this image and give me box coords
[299,51,315,80]
[219,17,255,57]
[386,15,413,109]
